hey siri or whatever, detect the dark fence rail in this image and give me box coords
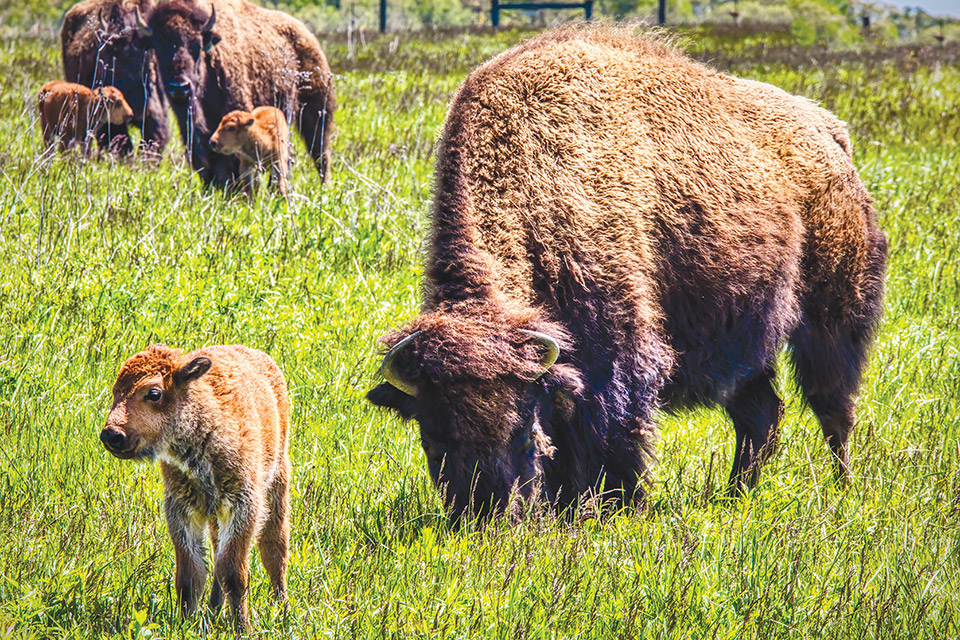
[491,0,593,27]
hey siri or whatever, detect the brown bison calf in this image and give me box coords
[209,107,291,196]
[101,344,291,633]
[38,81,134,154]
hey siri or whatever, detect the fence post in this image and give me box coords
[585,0,592,20]
[658,0,665,24]
[379,0,386,32]
[491,0,499,27]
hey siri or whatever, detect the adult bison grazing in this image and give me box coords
[135,0,335,188]
[61,0,169,156]
[368,27,887,522]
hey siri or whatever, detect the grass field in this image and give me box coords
[1,19,959,639]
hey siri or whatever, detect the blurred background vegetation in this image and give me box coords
[0,0,957,44]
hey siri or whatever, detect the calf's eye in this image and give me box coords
[145,388,162,402]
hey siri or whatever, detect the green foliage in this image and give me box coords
[1,18,959,640]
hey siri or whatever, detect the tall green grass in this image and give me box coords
[0,24,958,639]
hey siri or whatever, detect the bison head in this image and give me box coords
[84,4,157,118]
[367,312,584,524]
[135,2,220,105]
[101,345,212,462]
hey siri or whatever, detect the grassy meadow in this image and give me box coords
[1,18,959,639]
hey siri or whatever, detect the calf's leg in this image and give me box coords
[208,520,222,614]
[258,461,290,609]
[215,504,256,635]
[164,497,208,618]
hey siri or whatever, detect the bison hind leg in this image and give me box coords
[296,101,333,185]
[724,366,784,495]
[789,313,880,481]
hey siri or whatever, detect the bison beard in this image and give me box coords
[368,26,887,524]
[137,0,335,189]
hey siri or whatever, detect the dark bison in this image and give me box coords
[135,0,335,188]
[61,0,169,156]
[368,27,887,522]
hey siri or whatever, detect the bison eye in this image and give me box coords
[421,436,446,462]
[145,388,162,402]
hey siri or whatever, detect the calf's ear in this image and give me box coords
[174,356,212,387]
[367,383,417,420]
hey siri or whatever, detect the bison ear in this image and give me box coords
[174,356,212,387]
[542,363,585,421]
[367,383,417,420]
[202,31,221,51]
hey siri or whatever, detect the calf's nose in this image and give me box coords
[100,427,127,452]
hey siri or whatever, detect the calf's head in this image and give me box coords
[92,86,135,125]
[101,344,212,461]
[367,313,583,523]
[209,110,254,155]
[136,2,220,105]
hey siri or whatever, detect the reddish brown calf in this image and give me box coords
[38,81,134,154]
[102,344,291,634]
[209,107,291,196]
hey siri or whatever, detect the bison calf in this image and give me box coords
[38,81,134,154]
[209,107,291,196]
[101,344,291,633]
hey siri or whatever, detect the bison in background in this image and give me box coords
[61,0,169,156]
[135,0,335,189]
[210,107,291,197]
[39,81,135,154]
[368,27,887,523]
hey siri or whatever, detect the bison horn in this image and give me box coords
[380,330,420,397]
[202,5,217,33]
[134,6,152,37]
[519,329,560,374]
[97,8,107,31]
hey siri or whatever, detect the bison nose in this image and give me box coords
[100,428,127,453]
[166,80,191,104]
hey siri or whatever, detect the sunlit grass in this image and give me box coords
[0,23,958,640]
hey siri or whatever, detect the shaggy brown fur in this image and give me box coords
[368,26,887,522]
[209,107,291,196]
[101,344,291,634]
[38,81,134,154]
[138,0,335,188]
[61,0,169,156]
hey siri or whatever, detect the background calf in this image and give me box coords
[38,81,133,154]
[101,344,291,633]
[209,107,291,196]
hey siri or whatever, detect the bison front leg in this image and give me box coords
[164,497,208,619]
[214,503,256,635]
[98,121,133,157]
[140,94,170,159]
[724,367,783,495]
